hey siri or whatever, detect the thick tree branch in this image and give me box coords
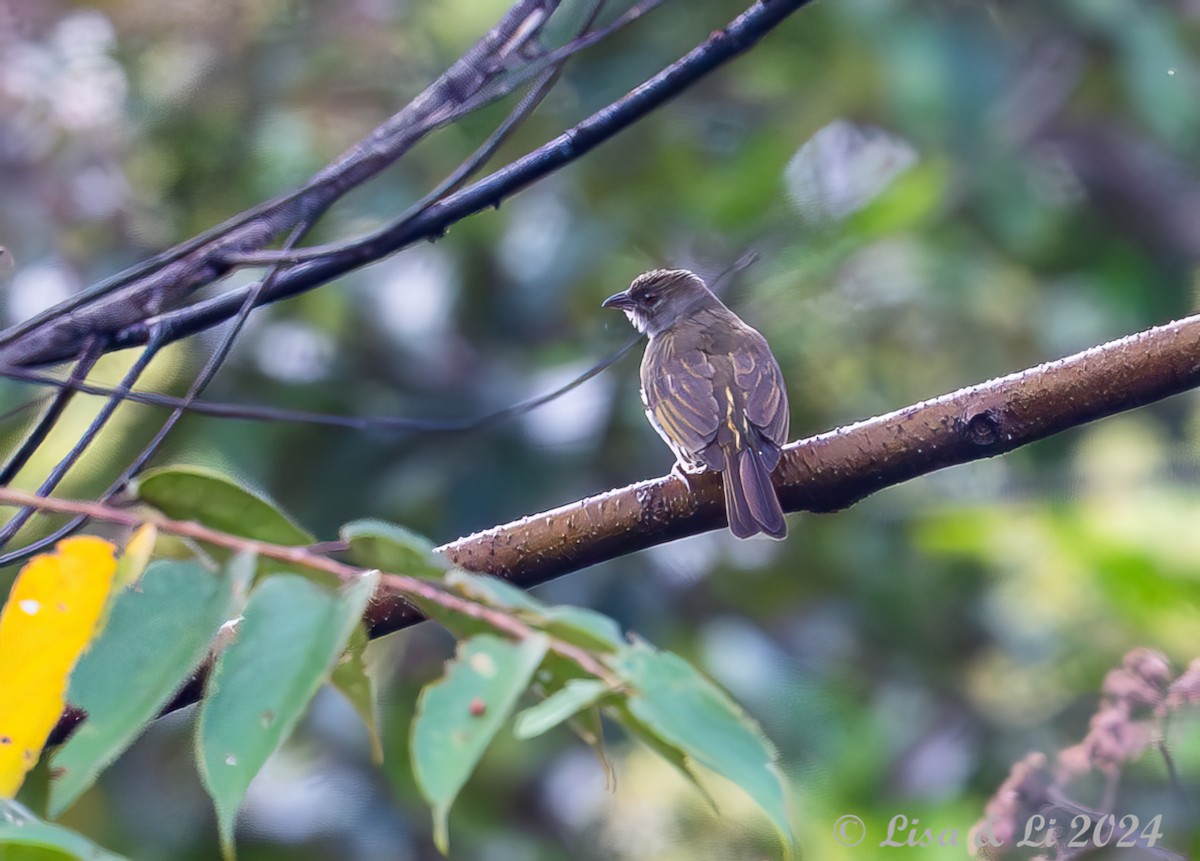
[364,311,1200,634]
[22,309,1200,742]
[0,487,617,746]
[0,0,807,570]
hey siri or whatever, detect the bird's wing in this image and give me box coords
[641,337,720,466]
[730,329,790,449]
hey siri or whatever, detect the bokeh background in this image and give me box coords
[3,0,1200,858]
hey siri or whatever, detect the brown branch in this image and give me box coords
[0,487,620,745]
[360,310,1200,634]
[19,309,1200,740]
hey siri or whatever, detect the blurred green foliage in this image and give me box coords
[3,0,1200,858]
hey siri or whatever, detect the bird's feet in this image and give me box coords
[669,460,704,490]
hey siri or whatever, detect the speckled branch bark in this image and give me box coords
[39,311,1200,742]
[362,311,1200,635]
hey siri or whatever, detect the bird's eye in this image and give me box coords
[643,293,658,305]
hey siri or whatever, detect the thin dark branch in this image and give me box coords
[0,252,765,434]
[230,60,564,269]
[0,339,102,484]
[0,0,566,367]
[0,218,322,565]
[1,336,638,433]
[0,338,164,554]
[441,0,662,125]
[6,0,812,365]
[37,306,1200,738]
[224,0,629,269]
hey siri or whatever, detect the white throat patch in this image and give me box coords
[624,308,650,333]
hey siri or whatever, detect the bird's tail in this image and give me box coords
[722,444,786,539]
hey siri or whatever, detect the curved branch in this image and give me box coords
[60,0,814,361]
[0,0,561,366]
[362,311,1200,635]
[32,310,1200,742]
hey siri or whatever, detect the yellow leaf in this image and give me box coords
[115,524,157,590]
[0,536,119,798]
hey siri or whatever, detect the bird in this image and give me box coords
[602,269,790,539]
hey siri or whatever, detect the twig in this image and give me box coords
[0,487,353,576]
[0,336,639,432]
[0,0,565,367]
[0,338,102,484]
[0,216,322,565]
[5,0,813,365]
[0,337,163,550]
[0,486,619,691]
[0,252,762,436]
[223,0,649,268]
[0,245,754,434]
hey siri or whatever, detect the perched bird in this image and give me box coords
[603,269,790,539]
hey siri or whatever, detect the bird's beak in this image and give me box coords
[602,290,635,311]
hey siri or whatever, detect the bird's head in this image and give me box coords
[601,269,712,336]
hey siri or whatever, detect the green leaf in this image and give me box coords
[612,702,714,809]
[0,799,129,860]
[50,560,236,817]
[444,570,545,613]
[416,572,627,654]
[341,519,449,579]
[197,571,378,859]
[134,466,314,546]
[329,624,382,763]
[412,634,548,854]
[514,679,610,740]
[535,606,623,653]
[612,642,795,856]
[442,572,622,651]
[408,571,545,641]
[113,524,156,590]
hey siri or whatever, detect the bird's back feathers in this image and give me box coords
[639,304,789,539]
